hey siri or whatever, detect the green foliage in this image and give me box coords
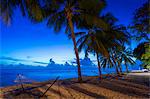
[133,42,146,59]
[26,0,44,22]
[76,29,110,58]
[117,46,135,69]
[130,1,150,41]
[76,12,130,72]
[133,42,150,68]
[78,0,106,15]
[131,1,150,69]
[0,0,17,25]
[0,0,44,25]
[141,42,150,68]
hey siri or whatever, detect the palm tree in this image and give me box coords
[131,1,150,69]
[75,13,119,79]
[117,58,124,73]
[76,12,130,79]
[130,1,150,41]
[0,0,44,25]
[99,48,122,76]
[76,29,110,80]
[133,42,150,69]
[100,48,123,76]
[116,45,135,73]
[42,0,108,82]
[100,13,130,75]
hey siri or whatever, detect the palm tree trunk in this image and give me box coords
[118,61,122,74]
[125,63,129,73]
[115,65,120,75]
[67,13,82,82]
[112,54,120,75]
[96,52,102,80]
[118,66,122,74]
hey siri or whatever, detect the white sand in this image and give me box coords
[128,72,150,76]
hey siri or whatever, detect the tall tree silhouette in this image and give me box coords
[76,13,129,79]
[116,45,135,73]
[76,29,110,80]
[42,0,108,82]
[131,1,150,69]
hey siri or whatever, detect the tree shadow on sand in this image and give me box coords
[61,80,106,99]
[87,78,149,98]
[2,88,45,99]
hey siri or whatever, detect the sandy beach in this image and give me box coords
[126,72,150,86]
[0,73,150,99]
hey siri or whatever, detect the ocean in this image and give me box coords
[0,68,100,87]
[0,64,140,87]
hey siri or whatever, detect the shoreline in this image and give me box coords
[0,72,149,88]
[0,73,150,99]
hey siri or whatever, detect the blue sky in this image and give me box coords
[0,0,147,65]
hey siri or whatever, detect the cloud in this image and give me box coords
[67,58,97,66]
[0,56,48,65]
[33,61,48,65]
[0,56,28,62]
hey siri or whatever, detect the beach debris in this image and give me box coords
[40,76,60,97]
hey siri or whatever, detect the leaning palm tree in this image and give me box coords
[75,13,118,79]
[100,13,130,75]
[76,29,110,80]
[42,0,108,82]
[76,26,127,78]
[76,12,129,79]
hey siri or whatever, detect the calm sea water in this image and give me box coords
[0,65,139,87]
[0,68,101,87]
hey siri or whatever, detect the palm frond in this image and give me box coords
[71,32,86,38]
